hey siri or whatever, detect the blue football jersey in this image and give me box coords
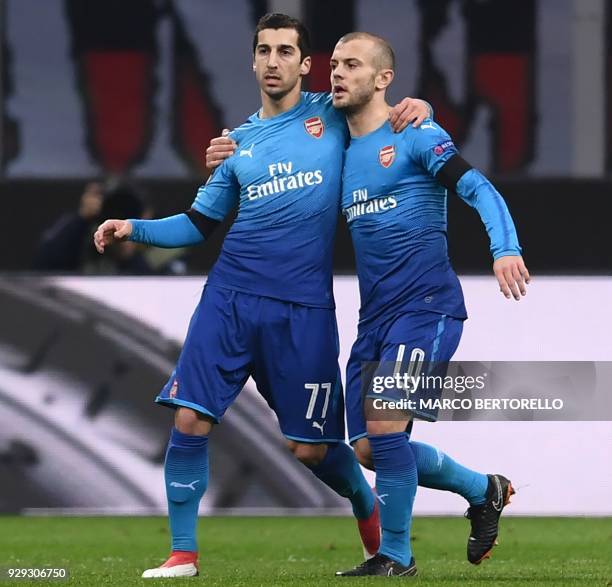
[341,118,468,332]
[192,92,348,308]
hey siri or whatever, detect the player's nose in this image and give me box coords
[267,51,280,68]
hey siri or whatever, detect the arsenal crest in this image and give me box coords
[304,116,324,138]
[379,145,395,168]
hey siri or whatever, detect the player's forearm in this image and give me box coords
[455,169,521,259]
[129,213,205,248]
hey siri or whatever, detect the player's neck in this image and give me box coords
[259,85,302,119]
[347,99,391,137]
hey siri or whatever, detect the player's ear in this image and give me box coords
[376,68,394,91]
[300,55,311,76]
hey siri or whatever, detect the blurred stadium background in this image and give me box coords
[0,0,610,521]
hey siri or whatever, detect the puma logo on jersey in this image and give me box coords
[421,121,437,130]
[240,143,255,158]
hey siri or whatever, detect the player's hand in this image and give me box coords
[389,98,431,132]
[493,255,531,301]
[94,219,133,254]
[205,128,237,169]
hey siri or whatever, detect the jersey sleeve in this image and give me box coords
[406,119,459,177]
[408,120,522,260]
[455,169,522,259]
[192,159,239,220]
[129,214,204,248]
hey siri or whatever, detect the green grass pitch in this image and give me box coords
[2,516,611,586]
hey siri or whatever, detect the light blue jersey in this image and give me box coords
[193,92,348,308]
[342,118,521,333]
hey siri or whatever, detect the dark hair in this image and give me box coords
[253,13,311,60]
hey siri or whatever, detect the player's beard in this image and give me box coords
[335,78,376,114]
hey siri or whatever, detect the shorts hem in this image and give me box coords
[348,432,368,445]
[283,433,344,444]
[155,397,221,423]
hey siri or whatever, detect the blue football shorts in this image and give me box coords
[157,285,345,443]
[345,310,464,443]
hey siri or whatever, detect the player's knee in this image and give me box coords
[366,419,407,436]
[352,438,373,470]
[174,407,213,436]
[286,441,327,467]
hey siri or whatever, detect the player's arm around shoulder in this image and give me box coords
[206,129,237,169]
[388,98,433,132]
[204,99,433,170]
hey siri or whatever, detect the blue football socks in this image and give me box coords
[308,442,375,519]
[164,428,209,551]
[410,440,488,505]
[370,432,417,565]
